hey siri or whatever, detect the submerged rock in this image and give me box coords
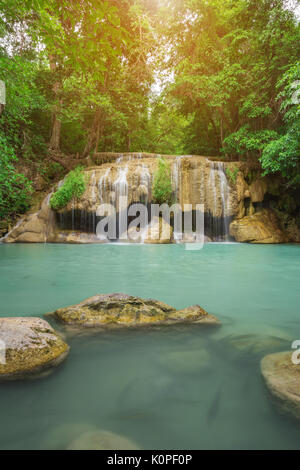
[158,348,211,375]
[261,351,300,420]
[0,317,69,380]
[50,294,220,328]
[223,333,290,356]
[230,209,288,243]
[67,429,140,450]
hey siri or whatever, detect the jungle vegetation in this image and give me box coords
[0,0,299,222]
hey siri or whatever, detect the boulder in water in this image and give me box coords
[50,294,220,328]
[0,317,69,380]
[261,351,300,420]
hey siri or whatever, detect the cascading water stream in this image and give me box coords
[98,167,111,205]
[217,162,231,239]
[206,160,231,241]
[113,165,129,239]
[172,156,184,242]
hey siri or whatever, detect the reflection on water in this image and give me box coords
[0,243,300,449]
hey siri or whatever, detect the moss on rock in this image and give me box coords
[0,317,69,380]
[49,293,220,328]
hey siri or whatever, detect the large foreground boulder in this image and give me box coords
[0,317,69,380]
[50,293,220,328]
[261,351,300,419]
[230,209,288,243]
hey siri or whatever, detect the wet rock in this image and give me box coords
[261,351,300,420]
[0,317,69,380]
[50,294,220,328]
[230,209,288,243]
[52,231,104,244]
[171,306,221,326]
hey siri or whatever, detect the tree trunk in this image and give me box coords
[49,56,62,151]
[49,101,62,150]
[83,109,101,157]
[127,130,131,152]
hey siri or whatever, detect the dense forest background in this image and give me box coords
[0,0,299,230]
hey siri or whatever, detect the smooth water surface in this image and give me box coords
[0,243,299,449]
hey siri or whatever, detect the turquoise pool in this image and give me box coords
[0,243,299,449]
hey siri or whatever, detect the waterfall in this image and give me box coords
[113,165,129,238]
[139,164,152,205]
[90,171,97,205]
[172,156,183,203]
[217,162,231,239]
[206,160,231,241]
[98,167,111,204]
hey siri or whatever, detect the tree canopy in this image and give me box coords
[0,0,299,222]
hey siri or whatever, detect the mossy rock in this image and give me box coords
[49,294,220,328]
[0,317,69,381]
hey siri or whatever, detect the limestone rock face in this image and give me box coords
[0,317,69,380]
[2,193,56,243]
[143,216,173,244]
[229,209,288,243]
[2,153,246,244]
[286,218,300,243]
[261,351,300,420]
[249,178,268,203]
[123,216,172,244]
[51,294,220,328]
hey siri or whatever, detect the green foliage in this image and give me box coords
[226,165,239,184]
[260,62,300,185]
[0,134,33,220]
[223,126,279,159]
[39,161,64,182]
[152,157,173,205]
[50,167,87,211]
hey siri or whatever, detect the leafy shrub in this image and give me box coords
[152,157,173,205]
[226,165,239,184]
[50,167,87,211]
[0,135,33,220]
